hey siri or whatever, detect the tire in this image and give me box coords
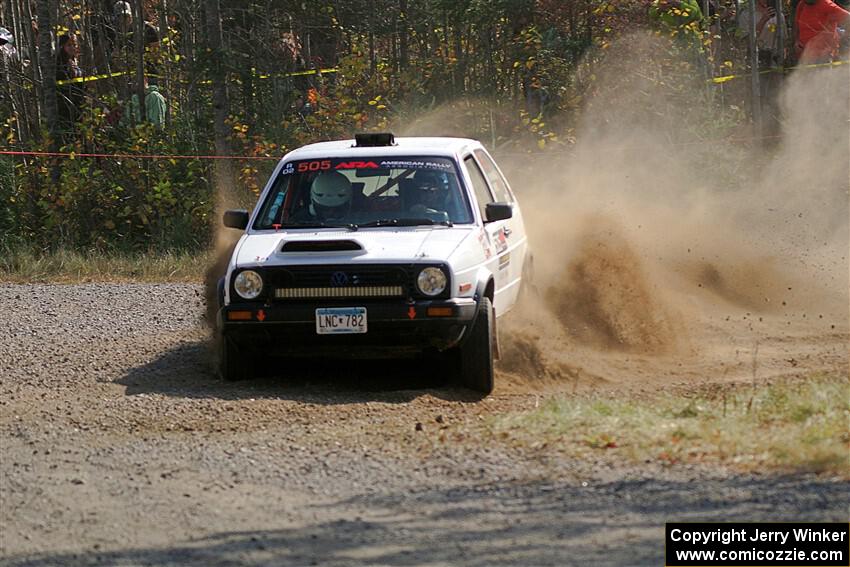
[454,297,495,394]
[217,333,254,382]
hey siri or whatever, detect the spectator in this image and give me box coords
[649,0,705,30]
[114,0,133,34]
[794,0,850,63]
[110,0,161,80]
[0,28,15,109]
[56,34,84,134]
[121,76,167,128]
[737,0,787,67]
[113,1,160,46]
[280,31,304,68]
[0,27,17,65]
[649,0,706,52]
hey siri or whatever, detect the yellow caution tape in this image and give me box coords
[57,70,132,85]
[710,59,848,84]
[711,74,737,84]
[793,59,849,70]
[55,67,339,87]
[54,59,841,88]
[258,67,339,79]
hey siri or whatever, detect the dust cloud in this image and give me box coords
[204,166,242,329]
[493,32,848,386]
[544,215,680,353]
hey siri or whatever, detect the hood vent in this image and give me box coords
[280,240,363,253]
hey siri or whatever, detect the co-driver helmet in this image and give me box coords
[413,169,448,209]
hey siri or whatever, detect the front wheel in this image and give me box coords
[451,297,495,394]
[217,333,254,382]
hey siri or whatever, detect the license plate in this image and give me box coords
[315,307,368,335]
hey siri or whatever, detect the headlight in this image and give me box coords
[417,267,447,297]
[234,270,263,299]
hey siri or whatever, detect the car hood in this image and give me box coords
[234,227,475,267]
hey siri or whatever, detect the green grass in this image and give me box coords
[491,373,850,475]
[0,245,211,283]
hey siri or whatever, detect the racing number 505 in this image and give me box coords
[298,160,332,172]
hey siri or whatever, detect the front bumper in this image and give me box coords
[219,298,477,357]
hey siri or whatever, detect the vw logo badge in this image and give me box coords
[330,271,349,286]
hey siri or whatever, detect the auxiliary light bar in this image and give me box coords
[275,286,404,299]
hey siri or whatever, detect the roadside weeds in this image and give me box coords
[0,246,210,283]
[484,372,849,476]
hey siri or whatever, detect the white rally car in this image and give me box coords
[217,133,530,394]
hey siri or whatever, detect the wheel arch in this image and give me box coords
[471,267,495,322]
[474,268,495,303]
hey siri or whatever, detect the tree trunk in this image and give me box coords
[159,0,170,127]
[398,0,408,71]
[368,30,375,72]
[205,0,237,212]
[9,0,22,64]
[206,0,230,157]
[748,0,762,139]
[774,0,785,70]
[453,24,464,95]
[240,7,254,124]
[133,0,146,123]
[37,0,57,142]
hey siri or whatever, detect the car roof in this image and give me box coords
[282,136,482,161]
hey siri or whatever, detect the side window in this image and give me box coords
[474,149,512,202]
[464,155,493,219]
[254,173,290,227]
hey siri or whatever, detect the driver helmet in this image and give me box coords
[412,170,448,209]
[0,28,13,45]
[309,172,352,219]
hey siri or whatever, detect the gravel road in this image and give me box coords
[1,284,847,566]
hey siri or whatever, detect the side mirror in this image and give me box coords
[223,209,249,230]
[485,202,513,223]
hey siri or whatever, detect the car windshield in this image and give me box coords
[253,156,474,230]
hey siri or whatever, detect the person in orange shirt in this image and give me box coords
[794,0,850,62]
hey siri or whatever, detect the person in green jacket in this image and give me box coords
[649,0,707,51]
[121,77,167,128]
[649,0,705,28]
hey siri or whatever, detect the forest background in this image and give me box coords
[0,0,791,266]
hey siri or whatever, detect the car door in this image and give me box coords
[463,154,512,315]
[472,149,527,310]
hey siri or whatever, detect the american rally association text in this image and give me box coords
[669,527,848,547]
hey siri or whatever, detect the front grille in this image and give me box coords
[268,264,416,301]
[275,286,404,299]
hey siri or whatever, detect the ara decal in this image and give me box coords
[335,161,379,169]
